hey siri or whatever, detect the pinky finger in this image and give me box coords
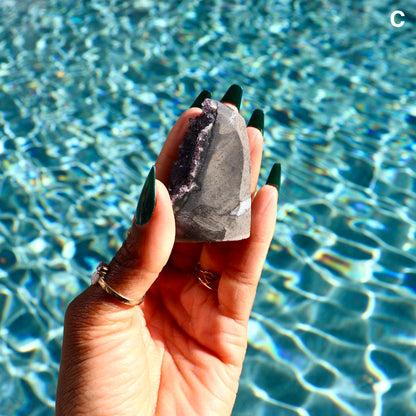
[218,184,278,324]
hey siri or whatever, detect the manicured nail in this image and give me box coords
[266,163,281,190]
[135,166,156,225]
[220,84,243,110]
[247,109,264,133]
[190,90,212,108]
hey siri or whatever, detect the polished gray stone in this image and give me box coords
[169,99,251,242]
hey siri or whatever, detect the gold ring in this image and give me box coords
[91,262,145,306]
[195,263,220,292]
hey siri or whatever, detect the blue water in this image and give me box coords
[0,1,415,414]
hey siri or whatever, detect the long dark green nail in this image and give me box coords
[266,163,281,190]
[247,109,264,133]
[220,84,243,110]
[135,166,156,225]
[190,90,212,108]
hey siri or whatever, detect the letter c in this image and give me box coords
[391,10,405,27]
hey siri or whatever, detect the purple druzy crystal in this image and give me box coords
[169,99,217,203]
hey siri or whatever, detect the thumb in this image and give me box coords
[70,166,175,314]
[103,166,176,306]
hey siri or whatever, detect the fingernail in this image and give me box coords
[220,84,243,110]
[266,163,281,190]
[247,109,264,133]
[190,90,212,108]
[135,166,156,225]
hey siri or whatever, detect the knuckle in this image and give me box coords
[227,264,256,287]
[111,237,142,271]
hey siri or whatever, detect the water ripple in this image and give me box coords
[1,0,416,415]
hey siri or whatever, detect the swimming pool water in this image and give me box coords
[0,1,415,414]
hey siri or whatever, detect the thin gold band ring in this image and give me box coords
[91,262,145,306]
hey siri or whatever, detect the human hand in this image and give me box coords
[55,85,280,416]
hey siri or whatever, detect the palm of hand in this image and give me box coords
[147,244,249,416]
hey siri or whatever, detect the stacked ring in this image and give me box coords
[195,263,220,292]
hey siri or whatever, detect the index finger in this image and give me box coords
[155,107,202,185]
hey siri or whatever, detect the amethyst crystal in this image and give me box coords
[168,99,251,242]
